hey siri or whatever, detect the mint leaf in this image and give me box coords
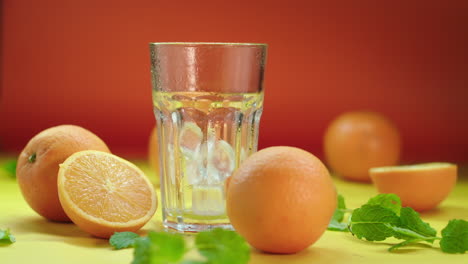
[337,194,346,209]
[110,231,140,249]
[328,194,349,232]
[129,229,252,264]
[382,207,438,250]
[387,225,434,241]
[132,232,185,264]
[333,194,346,222]
[195,228,250,264]
[397,207,436,241]
[1,160,17,178]
[0,229,16,244]
[388,238,425,252]
[440,219,468,253]
[366,194,401,215]
[132,237,151,264]
[328,219,348,232]
[349,205,400,241]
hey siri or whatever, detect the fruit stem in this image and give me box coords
[28,153,36,163]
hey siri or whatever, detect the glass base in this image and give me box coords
[163,220,233,233]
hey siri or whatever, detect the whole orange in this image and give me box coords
[148,126,160,184]
[324,111,401,182]
[16,125,110,222]
[226,146,336,254]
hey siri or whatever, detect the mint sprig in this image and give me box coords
[328,193,468,253]
[109,228,251,263]
[110,231,140,249]
[0,229,16,245]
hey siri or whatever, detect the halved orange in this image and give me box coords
[370,163,457,212]
[58,150,157,238]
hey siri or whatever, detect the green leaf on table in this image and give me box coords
[132,232,186,264]
[381,207,438,250]
[333,194,347,221]
[328,194,349,232]
[132,237,151,264]
[328,219,349,232]
[110,231,140,249]
[1,160,17,178]
[349,205,400,241]
[0,229,16,244]
[440,219,468,253]
[366,194,401,215]
[388,238,425,252]
[387,225,434,241]
[396,207,436,241]
[195,228,250,264]
[337,194,346,208]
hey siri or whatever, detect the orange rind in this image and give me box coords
[58,150,157,238]
[370,163,457,212]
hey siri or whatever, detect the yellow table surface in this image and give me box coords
[1,159,467,264]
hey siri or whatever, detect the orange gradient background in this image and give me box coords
[1,0,468,162]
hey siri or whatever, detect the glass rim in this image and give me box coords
[149,42,267,47]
